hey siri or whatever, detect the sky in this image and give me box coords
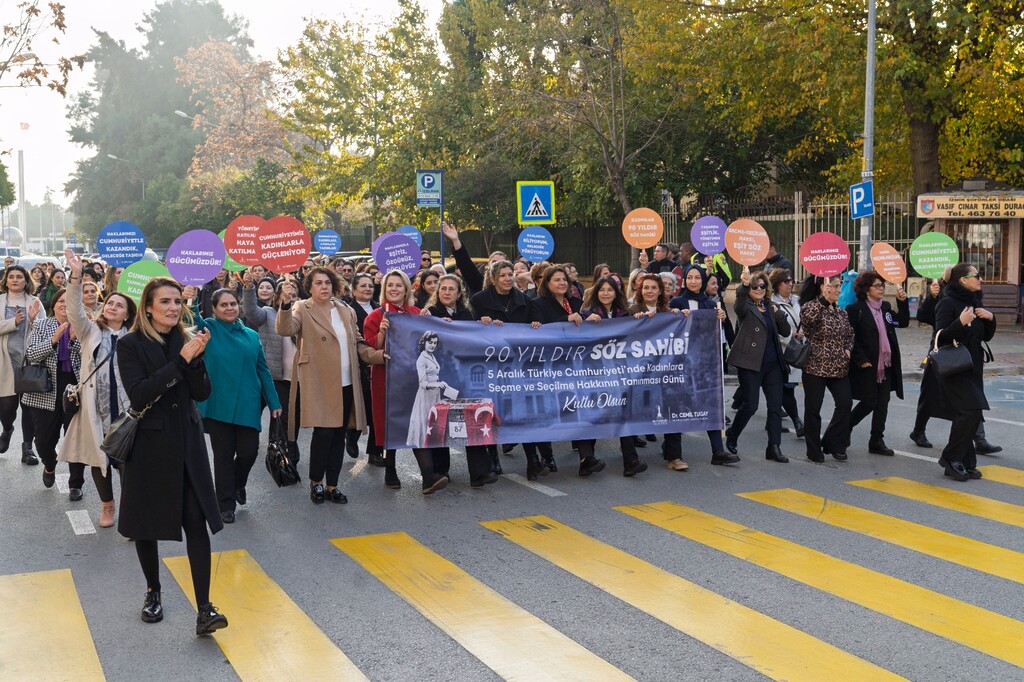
[0,0,444,208]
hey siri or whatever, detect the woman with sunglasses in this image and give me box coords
[845,271,909,457]
[932,264,995,481]
[798,275,854,463]
[724,267,791,463]
[768,268,803,436]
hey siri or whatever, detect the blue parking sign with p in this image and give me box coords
[416,169,443,207]
[850,180,875,220]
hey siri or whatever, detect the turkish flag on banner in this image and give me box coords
[424,403,451,448]
[463,402,500,446]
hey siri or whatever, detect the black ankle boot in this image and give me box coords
[793,418,805,439]
[766,444,788,463]
[490,450,503,475]
[525,450,547,481]
[21,441,38,465]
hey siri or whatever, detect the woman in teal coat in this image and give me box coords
[195,287,281,524]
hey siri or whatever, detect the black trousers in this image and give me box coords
[803,373,852,458]
[92,464,121,503]
[308,385,353,487]
[412,447,450,480]
[782,384,801,424]
[134,470,211,606]
[731,364,785,446]
[0,393,35,444]
[576,438,638,466]
[205,418,260,513]
[30,371,76,472]
[346,370,381,457]
[849,370,892,442]
[943,409,981,468]
[464,446,492,481]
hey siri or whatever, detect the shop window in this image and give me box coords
[950,223,1007,282]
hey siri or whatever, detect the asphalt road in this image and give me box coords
[2,376,1024,681]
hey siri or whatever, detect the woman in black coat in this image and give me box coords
[725,267,791,463]
[909,277,942,447]
[932,263,996,482]
[116,277,228,636]
[845,271,909,455]
[424,274,499,487]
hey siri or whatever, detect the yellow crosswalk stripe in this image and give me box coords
[332,531,631,681]
[482,515,903,682]
[0,569,104,681]
[850,477,1024,528]
[617,501,1024,668]
[165,550,367,681]
[978,465,1024,488]
[740,488,1024,585]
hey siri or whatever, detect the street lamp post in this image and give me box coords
[858,0,877,271]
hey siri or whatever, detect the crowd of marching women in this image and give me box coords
[1,226,1001,632]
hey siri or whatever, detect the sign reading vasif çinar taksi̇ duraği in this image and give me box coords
[917,193,1024,219]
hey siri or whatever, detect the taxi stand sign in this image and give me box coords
[517,181,556,225]
[416,169,443,208]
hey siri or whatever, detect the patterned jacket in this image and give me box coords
[22,316,81,411]
[800,297,853,378]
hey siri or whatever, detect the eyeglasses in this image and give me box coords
[782,279,793,284]
[750,283,768,291]
[870,282,885,289]
[962,273,981,279]
[302,266,313,270]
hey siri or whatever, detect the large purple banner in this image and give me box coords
[383,312,724,449]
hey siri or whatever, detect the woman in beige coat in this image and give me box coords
[0,265,45,463]
[58,250,136,527]
[276,267,384,504]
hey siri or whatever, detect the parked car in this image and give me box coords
[17,254,61,271]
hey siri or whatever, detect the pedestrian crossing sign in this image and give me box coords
[516,181,556,225]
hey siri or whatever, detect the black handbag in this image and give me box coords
[15,357,51,393]
[928,335,974,378]
[781,309,810,369]
[265,420,300,487]
[100,394,161,465]
[63,350,114,420]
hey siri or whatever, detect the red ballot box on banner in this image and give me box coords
[425,399,500,448]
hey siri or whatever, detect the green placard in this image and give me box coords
[117,260,171,304]
[909,232,959,279]
[219,229,247,272]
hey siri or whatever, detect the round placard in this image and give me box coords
[259,216,311,273]
[724,219,770,266]
[690,216,727,256]
[224,215,266,267]
[396,225,423,247]
[909,232,959,279]
[621,208,664,249]
[313,229,342,257]
[117,260,172,304]
[517,226,555,262]
[372,233,421,277]
[870,242,907,283]
[97,221,147,267]
[166,230,226,286]
[799,231,850,277]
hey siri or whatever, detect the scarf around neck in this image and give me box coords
[866,297,891,383]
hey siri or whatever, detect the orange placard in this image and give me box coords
[871,242,907,283]
[724,219,769,266]
[622,208,664,249]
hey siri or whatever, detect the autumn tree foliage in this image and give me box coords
[0,1,84,97]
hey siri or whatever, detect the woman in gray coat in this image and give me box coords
[725,267,791,463]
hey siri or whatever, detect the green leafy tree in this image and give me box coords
[0,162,15,209]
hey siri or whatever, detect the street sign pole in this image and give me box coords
[439,170,445,263]
[858,0,877,271]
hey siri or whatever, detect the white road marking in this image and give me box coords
[984,417,1024,427]
[892,449,940,463]
[503,473,568,497]
[66,510,96,535]
[56,477,69,494]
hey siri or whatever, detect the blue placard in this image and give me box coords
[397,225,423,247]
[416,169,443,207]
[96,221,147,267]
[313,229,341,256]
[516,181,556,225]
[517,226,554,262]
[850,180,875,220]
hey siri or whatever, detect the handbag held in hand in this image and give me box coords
[928,335,973,378]
[782,332,810,369]
[265,420,300,487]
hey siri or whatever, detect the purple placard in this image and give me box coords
[166,230,227,286]
[690,216,728,255]
[373,233,420,277]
